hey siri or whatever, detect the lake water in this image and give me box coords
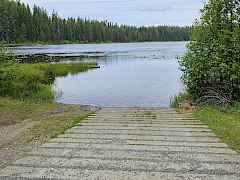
[13,42,187,107]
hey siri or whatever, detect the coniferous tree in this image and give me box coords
[0,0,191,43]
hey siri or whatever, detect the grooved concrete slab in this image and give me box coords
[1,107,239,180]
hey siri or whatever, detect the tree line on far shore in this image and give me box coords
[0,0,190,43]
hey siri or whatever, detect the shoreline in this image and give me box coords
[7,40,188,47]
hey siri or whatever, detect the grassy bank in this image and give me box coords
[0,62,98,101]
[194,104,240,152]
[1,45,98,140]
[171,93,240,152]
[49,63,99,77]
[0,50,99,168]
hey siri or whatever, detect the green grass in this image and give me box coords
[172,91,240,152]
[23,110,91,144]
[49,63,98,77]
[194,103,240,152]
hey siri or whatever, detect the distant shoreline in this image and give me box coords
[7,40,188,47]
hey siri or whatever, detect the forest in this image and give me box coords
[0,0,190,43]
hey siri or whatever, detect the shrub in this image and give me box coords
[0,43,16,65]
[0,44,7,64]
[180,0,240,104]
[30,85,54,102]
[0,64,54,100]
[0,61,97,101]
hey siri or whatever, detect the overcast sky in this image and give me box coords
[20,0,205,26]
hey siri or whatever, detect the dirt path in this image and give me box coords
[0,98,97,170]
[0,108,239,179]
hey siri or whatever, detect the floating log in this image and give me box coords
[90,65,101,69]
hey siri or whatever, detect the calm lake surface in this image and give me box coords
[13,42,187,107]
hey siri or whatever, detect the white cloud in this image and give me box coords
[20,0,204,26]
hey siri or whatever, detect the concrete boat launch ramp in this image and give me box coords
[0,108,239,180]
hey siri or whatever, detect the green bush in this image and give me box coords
[0,64,54,100]
[0,43,16,65]
[180,0,240,104]
[0,60,97,101]
[0,44,7,64]
[30,85,54,102]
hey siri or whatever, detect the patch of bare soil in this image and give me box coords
[0,103,99,170]
[0,119,38,169]
[0,112,17,126]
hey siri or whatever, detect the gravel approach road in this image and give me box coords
[0,108,240,180]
